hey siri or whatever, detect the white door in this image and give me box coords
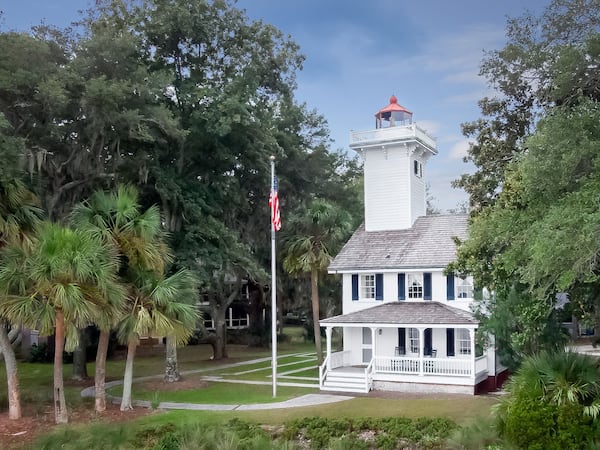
[362,327,372,364]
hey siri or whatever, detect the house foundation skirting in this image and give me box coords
[373,380,475,395]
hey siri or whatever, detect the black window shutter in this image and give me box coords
[375,273,384,300]
[446,272,455,300]
[398,273,406,301]
[446,328,455,356]
[424,328,432,355]
[352,274,358,301]
[397,328,406,355]
[424,272,432,300]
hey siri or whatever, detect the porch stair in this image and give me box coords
[321,369,369,394]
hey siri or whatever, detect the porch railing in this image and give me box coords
[475,355,487,374]
[319,355,329,388]
[330,350,351,369]
[375,356,476,376]
[365,358,375,392]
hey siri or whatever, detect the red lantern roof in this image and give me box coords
[375,95,413,128]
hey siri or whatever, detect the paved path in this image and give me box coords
[81,354,354,411]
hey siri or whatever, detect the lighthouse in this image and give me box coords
[350,96,437,231]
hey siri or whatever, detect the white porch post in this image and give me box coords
[228,307,233,328]
[470,328,476,379]
[418,327,424,376]
[326,327,332,371]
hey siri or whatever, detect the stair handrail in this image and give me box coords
[365,358,375,392]
[319,354,330,388]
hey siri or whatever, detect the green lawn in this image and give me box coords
[109,380,318,404]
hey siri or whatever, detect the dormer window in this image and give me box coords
[408,274,423,299]
[413,160,423,178]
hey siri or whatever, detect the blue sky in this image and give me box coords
[1,0,550,210]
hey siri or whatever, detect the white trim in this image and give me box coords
[321,322,478,330]
[330,267,447,274]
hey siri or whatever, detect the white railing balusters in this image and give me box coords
[374,356,481,377]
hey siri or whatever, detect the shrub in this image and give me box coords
[27,342,53,362]
[497,351,600,449]
[446,417,501,449]
[283,416,456,449]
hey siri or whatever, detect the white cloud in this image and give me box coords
[448,140,472,160]
[415,120,442,136]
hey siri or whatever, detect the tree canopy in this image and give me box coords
[452,0,600,367]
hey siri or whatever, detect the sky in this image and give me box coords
[1,0,551,211]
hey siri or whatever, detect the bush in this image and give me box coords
[283,416,456,449]
[27,343,53,363]
[446,417,501,449]
[497,351,600,449]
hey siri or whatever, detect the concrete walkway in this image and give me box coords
[81,354,354,411]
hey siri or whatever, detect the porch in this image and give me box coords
[319,302,488,394]
[319,350,489,393]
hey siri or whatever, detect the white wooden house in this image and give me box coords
[319,96,507,395]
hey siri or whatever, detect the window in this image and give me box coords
[457,329,471,355]
[408,274,423,299]
[457,277,474,299]
[361,274,375,300]
[413,160,423,178]
[409,328,419,353]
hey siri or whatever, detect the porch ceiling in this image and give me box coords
[320,301,478,327]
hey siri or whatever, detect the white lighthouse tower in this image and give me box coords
[349,96,437,231]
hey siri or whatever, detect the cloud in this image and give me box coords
[415,120,442,136]
[448,140,472,160]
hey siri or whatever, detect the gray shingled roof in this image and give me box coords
[320,302,477,326]
[329,214,468,272]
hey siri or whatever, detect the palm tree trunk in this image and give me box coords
[94,329,110,412]
[164,335,180,382]
[311,268,323,365]
[0,322,21,419]
[72,328,88,380]
[54,310,68,424]
[120,338,137,411]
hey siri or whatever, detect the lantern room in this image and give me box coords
[375,95,413,128]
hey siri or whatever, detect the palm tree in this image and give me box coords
[118,268,199,410]
[283,199,352,364]
[0,180,43,419]
[505,350,600,416]
[0,223,124,423]
[71,185,170,412]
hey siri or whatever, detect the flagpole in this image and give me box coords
[270,155,277,398]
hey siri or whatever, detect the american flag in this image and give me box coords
[269,176,281,231]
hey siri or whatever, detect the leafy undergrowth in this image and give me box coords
[33,416,458,449]
[283,416,457,449]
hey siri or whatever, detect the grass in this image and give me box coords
[110,381,318,404]
[121,394,497,430]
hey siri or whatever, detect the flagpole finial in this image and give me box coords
[270,155,275,162]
